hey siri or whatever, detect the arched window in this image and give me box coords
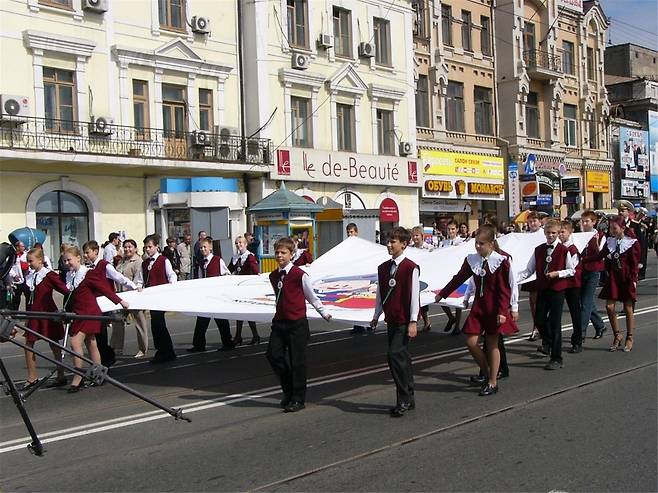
[36,191,89,257]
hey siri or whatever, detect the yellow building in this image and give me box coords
[0,0,268,257]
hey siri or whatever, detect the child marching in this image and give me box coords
[228,236,261,345]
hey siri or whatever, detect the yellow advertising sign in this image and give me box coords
[586,171,610,193]
[421,150,505,180]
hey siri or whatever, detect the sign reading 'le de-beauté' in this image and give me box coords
[274,148,420,188]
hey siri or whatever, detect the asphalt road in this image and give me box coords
[0,257,656,492]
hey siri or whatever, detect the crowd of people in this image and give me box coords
[0,200,651,415]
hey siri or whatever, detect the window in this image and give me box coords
[474,86,493,135]
[441,5,452,46]
[524,22,535,51]
[287,0,308,48]
[333,7,352,58]
[461,10,472,51]
[39,0,72,8]
[377,109,395,155]
[588,112,597,149]
[158,0,185,31]
[563,103,577,147]
[36,191,89,258]
[373,18,392,66]
[562,41,575,75]
[132,80,150,140]
[336,103,355,151]
[198,89,213,131]
[480,16,491,56]
[291,96,312,147]
[587,47,595,81]
[415,75,430,127]
[412,0,428,38]
[445,81,464,132]
[43,67,76,133]
[162,84,186,138]
[525,92,539,139]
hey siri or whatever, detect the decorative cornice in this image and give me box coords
[368,84,407,101]
[23,30,95,57]
[326,63,368,96]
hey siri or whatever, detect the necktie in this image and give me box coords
[203,258,209,278]
[275,270,286,305]
[544,245,554,274]
[479,258,488,296]
[613,244,622,269]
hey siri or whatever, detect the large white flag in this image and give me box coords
[98,232,594,324]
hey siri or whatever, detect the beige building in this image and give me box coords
[0,0,269,258]
[496,0,613,217]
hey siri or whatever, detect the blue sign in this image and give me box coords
[536,194,553,206]
[524,154,536,175]
[649,110,658,192]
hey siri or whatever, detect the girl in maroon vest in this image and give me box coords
[436,227,519,396]
[583,215,640,352]
[62,245,128,392]
[229,236,261,345]
[267,237,331,413]
[22,248,70,389]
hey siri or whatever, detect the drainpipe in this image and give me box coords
[236,0,252,234]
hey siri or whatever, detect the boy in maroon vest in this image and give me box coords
[558,221,584,353]
[518,219,576,370]
[370,227,420,417]
[187,237,235,352]
[137,234,178,364]
[579,210,606,339]
[267,237,332,413]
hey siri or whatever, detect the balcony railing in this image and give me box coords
[0,116,272,165]
[523,49,562,75]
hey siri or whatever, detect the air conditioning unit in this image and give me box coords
[0,95,30,121]
[317,34,334,49]
[89,116,114,136]
[215,125,239,160]
[190,130,212,147]
[291,52,310,70]
[358,42,376,58]
[82,0,107,13]
[399,141,413,156]
[191,16,210,34]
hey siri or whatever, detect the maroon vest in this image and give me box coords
[377,257,418,324]
[535,243,569,291]
[583,232,605,272]
[94,259,117,291]
[201,256,223,278]
[229,253,259,275]
[142,255,168,287]
[269,265,307,321]
[565,244,582,288]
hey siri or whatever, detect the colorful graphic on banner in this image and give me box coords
[648,111,658,193]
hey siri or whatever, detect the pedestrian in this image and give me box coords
[176,234,192,281]
[112,239,149,358]
[522,211,543,341]
[410,226,432,332]
[370,227,419,417]
[435,226,518,396]
[193,230,207,279]
[187,237,235,352]
[439,220,464,335]
[3,243,25,310]
[558,221,584,354]
[22,247,69,389]
[245,231,261,263]
[266,237,332,413]
[292,244,313,266]
[62,245,128,393]
[579,210,607,340]
[228,236,261,345]
[163,237,182,278]
[616,200,636,237]
[103,233,121,264]
[518,218,576,370]
[136,234,178,364]
[458,222,469,239]
[345,223,369,336]
[10,241,28,309]
[583,215,640,352]
[632,208,649,280]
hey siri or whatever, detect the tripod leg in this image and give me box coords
[22,323,71,400]
[0,358,44,456]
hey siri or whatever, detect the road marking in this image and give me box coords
[1,305,656,455]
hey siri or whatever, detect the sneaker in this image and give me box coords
[569,345,583,354]
[544,360,563,371]
[134,350,146,358]
[479,384,498,396]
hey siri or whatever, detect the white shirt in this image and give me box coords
[103,243,118,263]
[277,262,327,317]
[25,267,51,290]
[372,251,420,323]
[134,252,177,288]
[440,236,464,248]
[518,238,576,281]
[92,257,136,290]
[66,266,90,290]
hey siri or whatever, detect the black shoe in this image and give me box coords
[469,374,486,385]
[389,402,414,417]
[569,345,583,354]
[593,327,607,339]
[497,370,509,379]
[284,401,305,413]
[450,327,462,336]
[248,336,261,345]
[217,344,236,351]
[350,326,366,335]
[186,346,205,353]
[544,360,563,371]
[537,344,551,356]
[149,353,177,364]
[280,396,292,409]
[479,384,498,396]
[20,379,40,391]
[443,320,455,333]
[46,378,68,388]
[67,384,83,393]
[366,326,375,334]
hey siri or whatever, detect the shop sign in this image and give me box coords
[379,198,399,222]
[537,174,557,189]
[619,127,649,181]
[648,111,658,192]
[508,162,521,218]
[537,194,553,206]
[586,171,610,193]
[557,0,583,13]
[561,177,581,192]
[420,150,504,180]
[520,174,539,200]
[422,177,504,200]
[621,179,649,199]
[419,199,471,213]
[467,182,504,195]
[273,148,420,188]
[563,193,580,205]
[424,179,453,193]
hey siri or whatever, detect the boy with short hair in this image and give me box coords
[267,237,332,413]
[229,235,261,345]
[137,234,178,363]
[370,227,420,417]
[346,222,359,237]
[518,218,576,370]
[558,221,584,353]
[580,210,607,339]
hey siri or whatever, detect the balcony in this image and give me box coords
[523,50,562,81]
[0,116,272,167]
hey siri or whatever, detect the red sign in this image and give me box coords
[276,149,290,176]
[407,161,418,184]
[379,198,399,222]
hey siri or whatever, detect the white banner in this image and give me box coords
[98,233,594,324]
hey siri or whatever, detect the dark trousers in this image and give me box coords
[565,287,583,347]
[150,310,175,357]
[266,319,310,403]
[192,317,233,349]
[535,289,565,363]
[387,323,415,406]
[97,321,116,366]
